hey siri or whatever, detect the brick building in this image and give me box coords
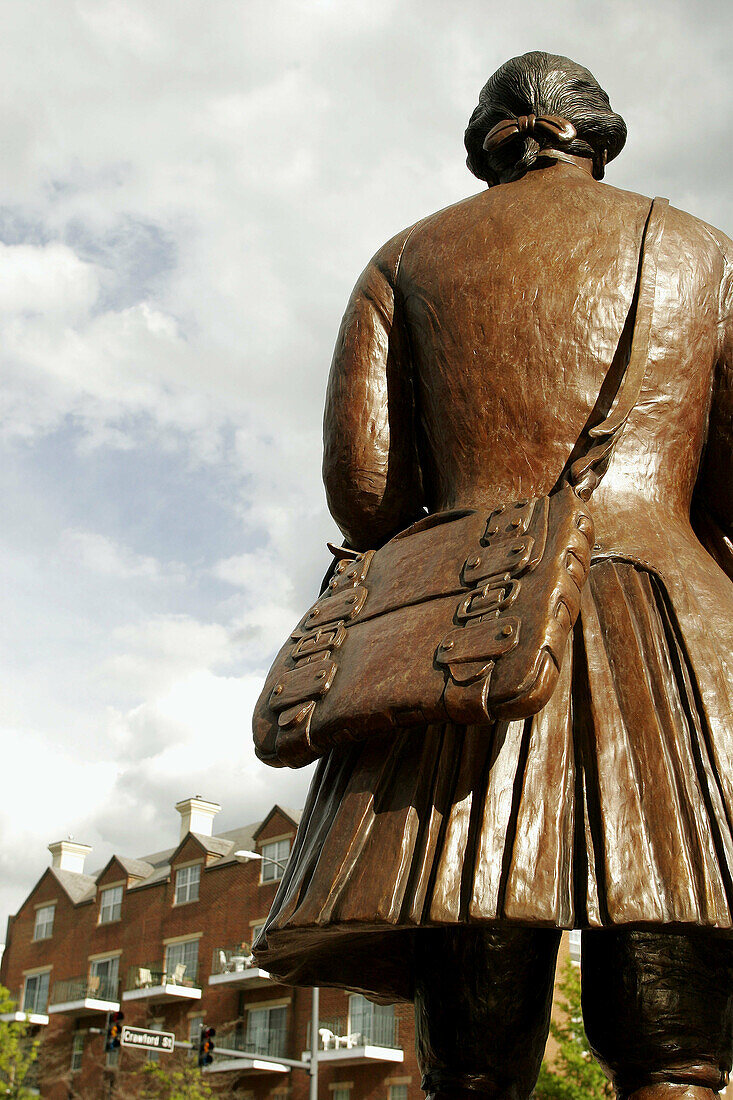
[1,796,599,1100]
[0,797,421,1100]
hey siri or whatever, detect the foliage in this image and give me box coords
[0,983,41,1099]
[532,959,614,1100]
[141,1058,213,1099]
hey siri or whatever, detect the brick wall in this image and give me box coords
[0,807,577,1100]
[0,808,423,1100]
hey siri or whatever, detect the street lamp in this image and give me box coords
[235,849,320,1100]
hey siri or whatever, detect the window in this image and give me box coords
[33,905,54,941]
[569,929,582,963]
[165,939,199,984]
[260,839,290,883]
[22,972,50,1014]
[246,1004,288,1058]
[389,1087,408,1100]
[99,885,123,924]
[188,1015,204,1061]
[250,921,266,949]
[89,956,120,1001]
[333,1087,352,1100]
[348,994,396,1047]
[71,1033,84,1072]
[174,864,201,905]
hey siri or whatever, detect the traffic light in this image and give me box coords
[106,1010,124,1051]
[198,1026,216,1068]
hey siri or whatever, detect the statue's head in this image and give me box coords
[465,52,627,185]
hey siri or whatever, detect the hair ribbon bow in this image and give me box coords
[483,114,577,153]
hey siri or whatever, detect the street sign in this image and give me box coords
[121,1025,175,1053]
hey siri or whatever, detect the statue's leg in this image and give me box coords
[581,928,733,1099]
[413,925,561,1100]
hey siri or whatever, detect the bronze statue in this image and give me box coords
[253,52,733,1100]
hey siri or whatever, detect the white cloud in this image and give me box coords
[102,615,236,698]
[0,242,98,318]
[60,529,169,580]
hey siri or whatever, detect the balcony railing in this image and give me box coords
[309,1015,400,1051]
[217,1024,288,1060]
[125,963,199,992]
[210,944,257,975]
[49,976,120,1006]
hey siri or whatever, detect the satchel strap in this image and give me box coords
[569,196,669,500]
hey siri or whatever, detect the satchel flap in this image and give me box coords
[269,656,337,711]
[437,616,520,665]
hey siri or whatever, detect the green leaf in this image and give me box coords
[0,982,41,1099]
[531,960,614,1100]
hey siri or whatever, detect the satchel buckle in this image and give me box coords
[482,499,536,541]
[269,656,337,711]
[437,616,520,666]
[462,537,536,585]
[456,580,520,622]
[328,550,374,592]
[291,623,347,659]
[301,584,368,630]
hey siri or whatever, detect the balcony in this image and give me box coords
[48,976,120,1017]
[208,945,271,989]
[302,1016,403,1066]
[0,990,49,1026]
[205,1025,290,1075]
[122,964,202,1004]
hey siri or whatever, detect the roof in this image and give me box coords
[116,856,154,880]
[51,868,97,905]
[18,804,302,913]
[190,833,233,858]
[252,804,302,840]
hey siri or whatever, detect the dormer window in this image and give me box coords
[260,839,290,883]
[174,863,201,905]
[33,904,55,941]
[99,885,123,924]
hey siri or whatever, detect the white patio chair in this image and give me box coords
[318,1028,336,1050]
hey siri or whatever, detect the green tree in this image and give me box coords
[533,960,614,1100]
[141,1059,213,1099]
[0,984,40,1098]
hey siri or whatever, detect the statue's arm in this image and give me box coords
[692,230,733,575]
[322,228,425,550]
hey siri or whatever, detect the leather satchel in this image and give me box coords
[253,198,667,769]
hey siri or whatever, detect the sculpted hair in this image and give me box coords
[465,51,627,184]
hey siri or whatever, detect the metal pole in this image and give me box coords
[172,1040,311,1070]
[309,986,319,1100]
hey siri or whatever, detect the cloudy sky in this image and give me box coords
[1,0,731,929]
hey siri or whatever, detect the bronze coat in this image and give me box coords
[254,162,733,1000]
